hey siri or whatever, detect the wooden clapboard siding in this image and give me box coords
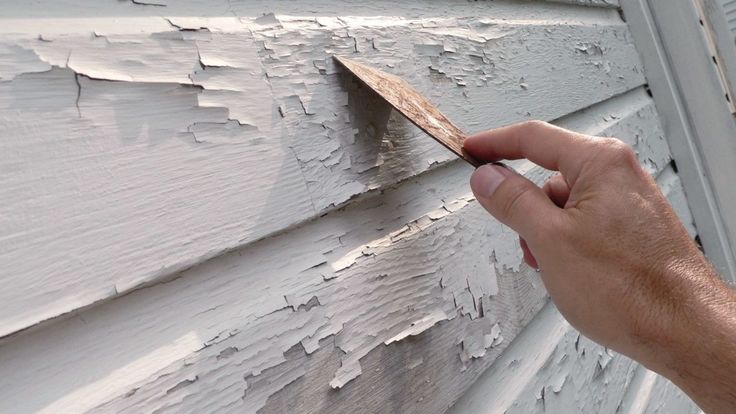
[449,303,639,414]
[0,1,702,413]
[0,85,696,413]
[0,1,646,339]
[617,365,702,414]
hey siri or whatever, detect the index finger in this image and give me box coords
[463,120,594,180]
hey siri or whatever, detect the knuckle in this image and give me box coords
[520,119,551,132]
[599,138,638,168]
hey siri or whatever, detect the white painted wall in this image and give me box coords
[0,1,701,413]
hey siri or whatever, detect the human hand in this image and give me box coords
[464,121,736,413]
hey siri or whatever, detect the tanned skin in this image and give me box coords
[464,121,736,413]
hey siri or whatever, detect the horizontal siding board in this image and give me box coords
[449,302,698,414]
[618,365,699,414]
[548,0,620,7]
[0,0,621,19]
[448,303,639,414]
[638,377,700,414]
[0,89,692,414]
[95,269,548,414]
[0,6,645,337]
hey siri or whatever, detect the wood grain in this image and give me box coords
[334,56,482,167]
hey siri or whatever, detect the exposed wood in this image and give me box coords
[334,56,480,167]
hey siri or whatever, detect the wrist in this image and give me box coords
[637,260,736,411]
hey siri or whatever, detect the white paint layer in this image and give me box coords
[0,3,645,338]
[0,1,701,413]
[0,87,696,413]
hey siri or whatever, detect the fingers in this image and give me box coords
[470,164,563,243]
[520,237,539,269]
[543,174,571,208]
[521,174,568,269]
[463,120,593,181]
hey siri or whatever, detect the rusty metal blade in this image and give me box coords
[334,56,481,167]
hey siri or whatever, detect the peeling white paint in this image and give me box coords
[0,3,647,339]
[0,1,699,413]
[0,84,696,414]
[448,301,685,414]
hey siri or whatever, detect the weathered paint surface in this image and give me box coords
[449,303,637,414]
[450,299,701,414]
[0,1,699,413]
[0,1,645,338]
[616,364,702,414]
[0,89,696,413]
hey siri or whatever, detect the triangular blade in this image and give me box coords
[334,56,481,167]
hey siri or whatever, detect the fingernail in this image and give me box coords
[470,164,510,198]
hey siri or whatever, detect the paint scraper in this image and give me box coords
[334,56,482,167]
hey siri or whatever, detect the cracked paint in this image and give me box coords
[0,1,700,413]
[0,79,697,414]
[0,4,649,340]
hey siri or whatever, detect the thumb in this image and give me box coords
[470,164,562,243]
